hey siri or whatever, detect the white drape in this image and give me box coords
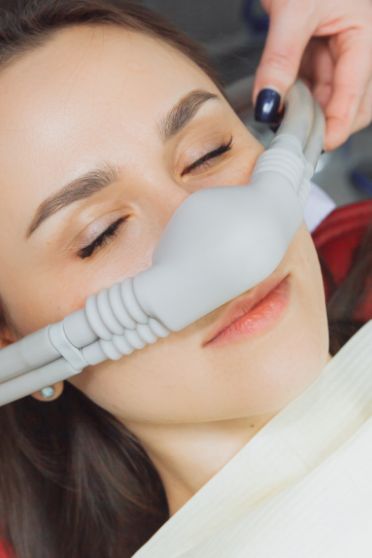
[134,320,372,557]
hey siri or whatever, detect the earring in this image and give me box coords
[40,386,55,399]
[33,381,64,403]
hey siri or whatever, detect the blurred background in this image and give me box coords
[1,0,371,206]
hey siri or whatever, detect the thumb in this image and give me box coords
[253,1,315,120]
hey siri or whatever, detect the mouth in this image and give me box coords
[202,272,291,348]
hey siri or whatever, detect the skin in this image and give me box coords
[0,25,331,516]
[254,0,372,151]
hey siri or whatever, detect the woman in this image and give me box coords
[0,1,370,557]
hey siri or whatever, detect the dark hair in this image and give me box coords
[0,1,370,557]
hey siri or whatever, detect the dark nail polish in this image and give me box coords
[269,108,285,132]
[254,88,281,123]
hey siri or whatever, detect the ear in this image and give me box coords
[0,326,17,349]
[31,381,65,402]
[0,299,19,349]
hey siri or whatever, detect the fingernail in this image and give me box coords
[254,88,281,123]
[269,108,285,132]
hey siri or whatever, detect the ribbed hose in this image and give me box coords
[251,134,312,207]
[67,277,170,365]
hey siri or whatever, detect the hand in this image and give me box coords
[253,0,372,151]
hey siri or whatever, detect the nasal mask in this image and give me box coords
[0,80,325,406]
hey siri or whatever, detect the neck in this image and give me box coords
[124,351,334,517]
[125,413,275,516]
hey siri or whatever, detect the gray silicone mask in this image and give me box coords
[0,80,325,406]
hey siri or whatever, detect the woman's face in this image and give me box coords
[0,25,329,428]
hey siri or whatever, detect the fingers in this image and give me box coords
[253,0,372,145]
[299,39,334,109]
[253,0,317,114]
[308,42,334,109]
[323,29,372,150]
[349,78,372,136]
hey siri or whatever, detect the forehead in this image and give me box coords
[0,24,217,217]
[0,23,210,125]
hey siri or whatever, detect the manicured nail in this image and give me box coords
[269,108,285,132]
[254,88,281,123]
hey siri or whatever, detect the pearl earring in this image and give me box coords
[40,386,55,399]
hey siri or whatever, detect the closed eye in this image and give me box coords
[181,136,233,176]
[78,137,233,259]
[78,216,127,259]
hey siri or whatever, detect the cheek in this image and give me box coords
[259,224,329,408]
[2,266,87,336]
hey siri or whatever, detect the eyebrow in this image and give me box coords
[25,89,219,239]
[158,89,218,141]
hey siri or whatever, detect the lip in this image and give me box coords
[202,272,290,347]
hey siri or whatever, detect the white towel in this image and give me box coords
[304,181,337,232]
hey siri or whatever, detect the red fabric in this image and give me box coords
[0,541,13,558]
[311,199,372,322]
